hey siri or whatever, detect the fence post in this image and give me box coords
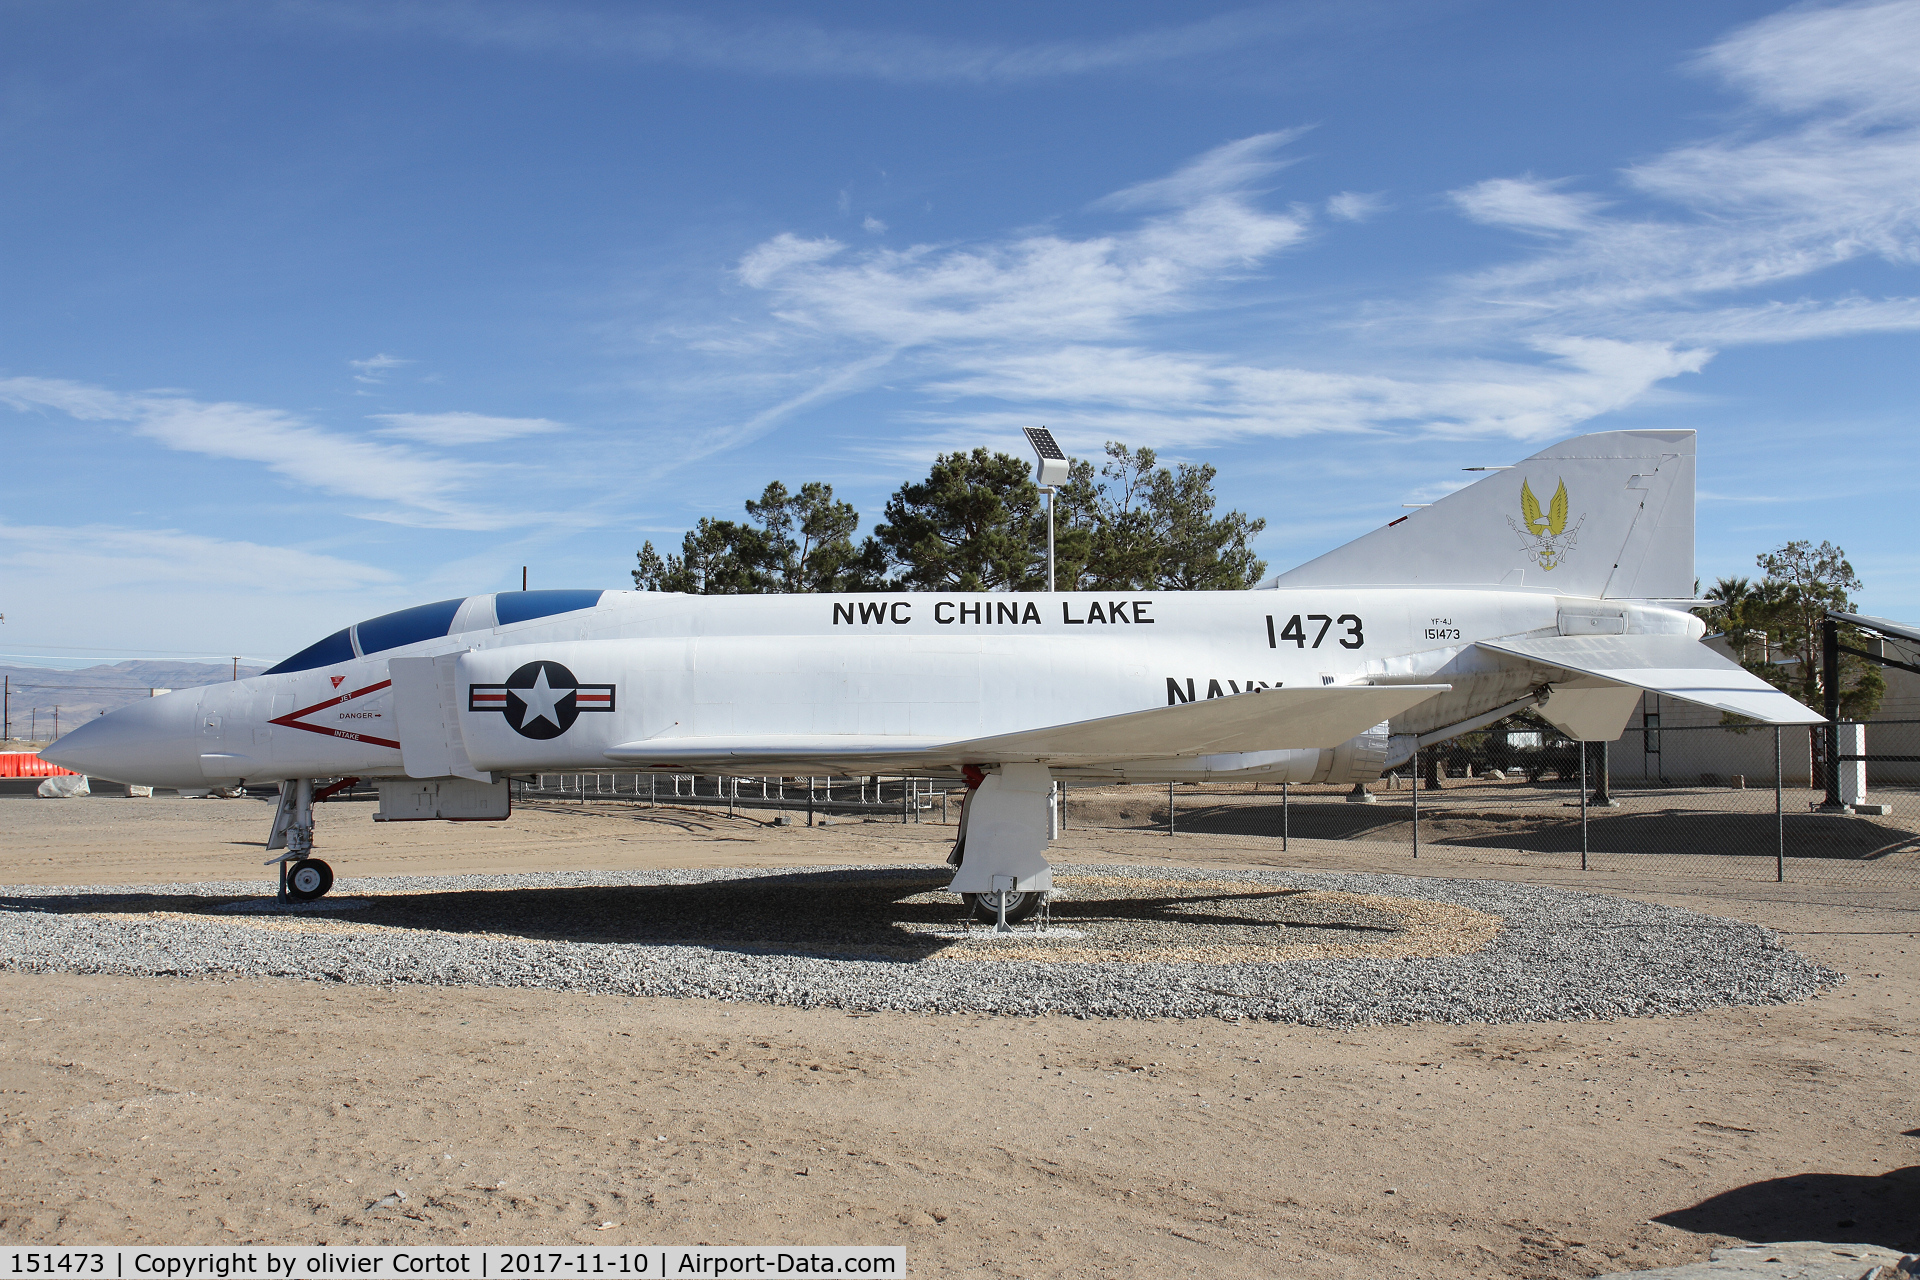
[1579,743,1589,871]
[1774,724,1784,882]
[1167,780,1175,837]
[1282,781,1289,852]
[1822,616,1842,808]
[1411,746,1419,859]
[650,773,656,809]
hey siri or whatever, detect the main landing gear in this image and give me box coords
[947,763,1055,930]
[266,777,346,903]
[962,889,1043,925]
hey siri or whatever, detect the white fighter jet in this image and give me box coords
[45,428,1820,911]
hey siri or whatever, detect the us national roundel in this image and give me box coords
[467,661,616,740]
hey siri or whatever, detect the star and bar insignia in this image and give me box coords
[468,660,615,740]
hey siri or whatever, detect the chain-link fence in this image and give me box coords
[498,722,1920,890]
[512,772,956,824]
[1071,720,1920,888]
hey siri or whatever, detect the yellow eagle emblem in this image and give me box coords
[1507,477,1583,571]
[1520,478,1568,538]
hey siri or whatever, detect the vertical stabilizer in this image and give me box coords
[1268,429,1694,599]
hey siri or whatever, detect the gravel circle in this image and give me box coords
[0,864,1839,1025]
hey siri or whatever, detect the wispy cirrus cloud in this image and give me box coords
[275,0,1348,86]
[737,134,1313,350]
[1325,191,1388,223]
[711,2,1920,459]
[370,411,563,444]
[0,519,396,592]
[1449,176,1611,235]
[913,338,1709,446]
[1441,1,1920,340]
[1094,130,1311,211]
[348,352,412,384]
[0,376,511,528]
[723,132,1703,452]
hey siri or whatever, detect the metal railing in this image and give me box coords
[1087,720,1920,888]
[511,773,951,824]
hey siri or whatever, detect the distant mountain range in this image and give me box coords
[2,660,266,745]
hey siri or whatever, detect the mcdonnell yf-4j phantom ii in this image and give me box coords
[46,428,1821,914]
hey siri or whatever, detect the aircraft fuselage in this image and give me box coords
[55,585,1696,790]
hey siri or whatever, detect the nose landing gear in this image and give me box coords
[266,778,340,904]
[284,858,335,902]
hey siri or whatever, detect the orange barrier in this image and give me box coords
[0,752,78,778]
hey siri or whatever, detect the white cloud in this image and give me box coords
[862,215,888,233]
[0,377,508,528]
[682,5,1920,467]
[737,233,843,288]
[1449,177,1610,234]
[0,520,396,593]
[1325,191,1386,222]
[289,2,1318,86]
[0,519,417,662]
[736,136,1312,349]
[915,337,1709,446]
[1442,3,1920,343]
[371,411,565,443]
[348,352,413,384]
[1696,0,1920,122]
[1097,130,1311,211]
[728,131,1698,451]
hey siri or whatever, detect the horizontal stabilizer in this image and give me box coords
[1477,635,1823,725]
[606,683,1449,772]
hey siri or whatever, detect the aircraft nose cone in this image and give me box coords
[41,692,204,788]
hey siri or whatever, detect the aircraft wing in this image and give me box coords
[604,683,1450,772]
[1476,634,1822,724]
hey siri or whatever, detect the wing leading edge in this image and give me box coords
[603,682,1450,773]
[1476,634,1822,725]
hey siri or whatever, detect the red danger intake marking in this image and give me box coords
[270,680,402,751]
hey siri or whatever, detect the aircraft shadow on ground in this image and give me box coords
[0,869,1401,961]
[1158,801,1920,861]
[1653,1166,1920,1253]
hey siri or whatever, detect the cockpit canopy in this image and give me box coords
[263,589,606,675]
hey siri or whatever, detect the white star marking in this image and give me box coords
[513,666,569,730]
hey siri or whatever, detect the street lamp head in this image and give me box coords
[1023,426,1070,488]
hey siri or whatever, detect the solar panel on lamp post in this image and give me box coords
[1024,427,1070,591]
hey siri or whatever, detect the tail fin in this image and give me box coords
[1268,429,1694,599]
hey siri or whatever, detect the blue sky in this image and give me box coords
[3,0,1918,667]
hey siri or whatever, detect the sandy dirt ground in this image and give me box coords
[1,793,1916,1277]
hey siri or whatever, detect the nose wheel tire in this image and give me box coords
[963,889,1043,924]
[285,858,334,902]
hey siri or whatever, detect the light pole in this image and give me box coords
[1023,426,1069,591]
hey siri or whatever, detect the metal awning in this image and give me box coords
[1829,610,1920,648]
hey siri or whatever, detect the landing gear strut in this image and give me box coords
[266,778,336,903]
[947,764,1055,925]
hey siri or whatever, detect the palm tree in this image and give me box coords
[1703,575,1751,634]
